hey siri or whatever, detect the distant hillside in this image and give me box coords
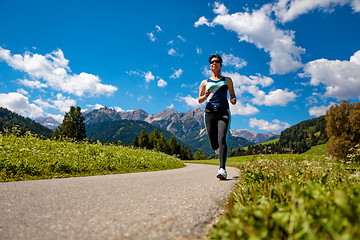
[279,115,327,153]
[0,107,53,138]
[83,107,253,155]
[86,119,179,146]
[229,115,328,156]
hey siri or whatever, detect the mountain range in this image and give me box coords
[35,107,280,155]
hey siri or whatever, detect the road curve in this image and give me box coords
[0,163,239,240]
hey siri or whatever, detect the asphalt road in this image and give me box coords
[0,163,239,240]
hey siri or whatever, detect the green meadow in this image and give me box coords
[189,144,360,239]
[0,132,185,182]
[2,132,360,239]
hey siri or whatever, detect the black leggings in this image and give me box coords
[204,108,231,169]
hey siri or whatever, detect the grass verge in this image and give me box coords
[187,144,360,239]
[0,132,185,182]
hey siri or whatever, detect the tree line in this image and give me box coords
[52,106,194,160]
[0,107,53,139]
[229,115,328,157]
[133,129,193,160]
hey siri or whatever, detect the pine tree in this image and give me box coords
[138,130,150,149]
[52,106,86,141]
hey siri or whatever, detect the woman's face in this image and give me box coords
[210,57,222,71]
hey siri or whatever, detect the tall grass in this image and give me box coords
[207,145,360,239]
[0,132,185,182]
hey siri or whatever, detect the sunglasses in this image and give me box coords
[210,60,221,64]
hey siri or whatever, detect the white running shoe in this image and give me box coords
[217,168,227,180]
[215,148,219,155]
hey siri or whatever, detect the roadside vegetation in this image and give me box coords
[188,145,360,239]
[0,130,185,182]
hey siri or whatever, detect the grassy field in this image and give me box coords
[188,144,360,239]
[0,132,185,182]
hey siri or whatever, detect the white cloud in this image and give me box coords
[0,47,117,97]
[250,117,290,131]
[18,79,48,89]
[157,79,167,87]
[155,25,162,32]
[225,72,274,88]
[221,53,247,69]
[167,104,174,109]
[93,104,104,110]
[194,16,212,27]
[144,71,155,82]
[52,93,77,113]
[181,95,200,108]
[170,68,183,79]
[274,0,357,23]
[214,2,229,15]
[198,3,304,74]
[17,88,29,96]
[0,92,43,118]
[353,0,360,11]
[34,98,54,109]
[147,32,156,42]
[46,113,63,123]
[303,50,360,99]
[248,86,297,106]
[168,48,178,56]
[196,47,203,55]
[230,102,259,115]
[115,106,124,112]
[309,103,334,117]
[177,35,186,42]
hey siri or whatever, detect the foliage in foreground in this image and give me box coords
[210,153,360,239]
[0,132,185,182]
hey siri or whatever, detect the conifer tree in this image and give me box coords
[52,106,86,141]
[138,130,150,149]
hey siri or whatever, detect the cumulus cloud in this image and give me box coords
[274,0,358,23]
[180,95,200,108]
[52,93,77,113]
[0,47,117,97]
[157,79,167,87]
[246,86,297,106]
[144,71,155,82]
[226,72,274,88]
[302,50,360,99]
[223,71,296,107]
[0,92,43,118]
[170,68,183,79]
[221,53,247,69]
[309,103,334,117]
[194,16,212,27]
[230,102,259,115]
[211,4,304,74]
[213,2,229,15]
[250,117,290,131]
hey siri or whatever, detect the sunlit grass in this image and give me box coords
[199,145,360,239]
[0,132,185,182]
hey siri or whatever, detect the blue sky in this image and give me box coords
[1,0,360,133]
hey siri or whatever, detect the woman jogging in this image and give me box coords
[198,54,237,180]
